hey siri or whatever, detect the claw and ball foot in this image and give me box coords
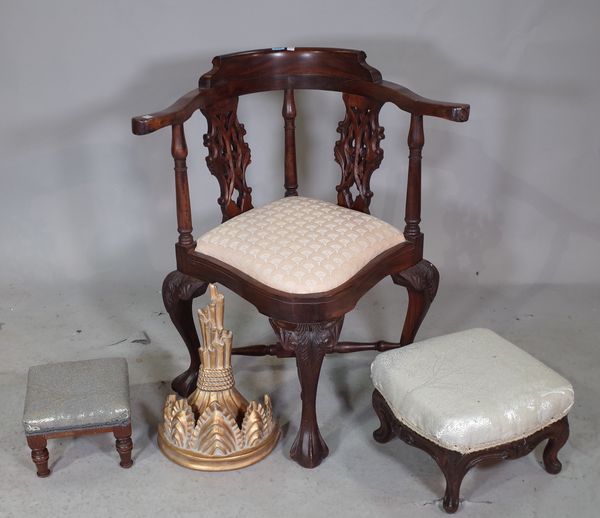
[270,318,343,468]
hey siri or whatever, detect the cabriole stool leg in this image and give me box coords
[543,416,569,474]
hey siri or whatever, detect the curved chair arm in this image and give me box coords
[131,81,469,136]
[376,81,470,122]
[131,89,208,135]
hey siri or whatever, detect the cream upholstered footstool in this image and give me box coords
[22,358,133,477]
[370,329,573,513]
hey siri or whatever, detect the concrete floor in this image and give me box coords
[0,277,598,517]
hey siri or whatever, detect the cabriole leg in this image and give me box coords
[162,270,208,396]
[392,259,439,346]
[543,416,569,474]
[371,390,395,444]
[270,318,343,468]
[438,453,470,514]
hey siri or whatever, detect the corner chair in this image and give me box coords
[132,47,469,468]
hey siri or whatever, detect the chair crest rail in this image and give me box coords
[132,48,468,136]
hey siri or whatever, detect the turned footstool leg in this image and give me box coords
[23,358,133,476]
[113,423,133,468]
[26,435,50,477]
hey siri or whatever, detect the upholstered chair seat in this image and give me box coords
[196,196,406,294]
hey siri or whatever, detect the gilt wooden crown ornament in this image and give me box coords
[158,284,279,470]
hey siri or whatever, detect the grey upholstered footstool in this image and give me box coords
[23,357,133,477]
[371,328,573,513]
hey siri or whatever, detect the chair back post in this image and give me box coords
[282,88,298,197]
[404,114,424,240]
[171,123,194,248]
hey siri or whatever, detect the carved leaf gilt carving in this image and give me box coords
[334,93,384,213]
[194,401,244,456]
[159,284,279,469]
[261,394,273,432]
[241,401,265,448]
[165,397,196,448]
[202,97,253,221]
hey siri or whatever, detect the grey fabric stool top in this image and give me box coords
[23,357,133,477]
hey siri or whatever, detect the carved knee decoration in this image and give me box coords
[162,270,208,397]
[392,259,439,346]
[270,318,343,468]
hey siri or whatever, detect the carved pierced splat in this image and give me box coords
[334,93,384,213]
[201,97,253,221]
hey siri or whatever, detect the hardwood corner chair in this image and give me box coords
[132,47,469,468]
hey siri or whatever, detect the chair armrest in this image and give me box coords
[377,80,470,122]
[131,89,206,135]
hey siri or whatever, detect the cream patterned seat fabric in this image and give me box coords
[196,196,405,294]
[371,328,574,453]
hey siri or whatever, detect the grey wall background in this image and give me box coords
[2,0,599,288]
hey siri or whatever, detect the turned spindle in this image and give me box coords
[283,89,298,197]
[171,123,194,248]
[404,114,424,240]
